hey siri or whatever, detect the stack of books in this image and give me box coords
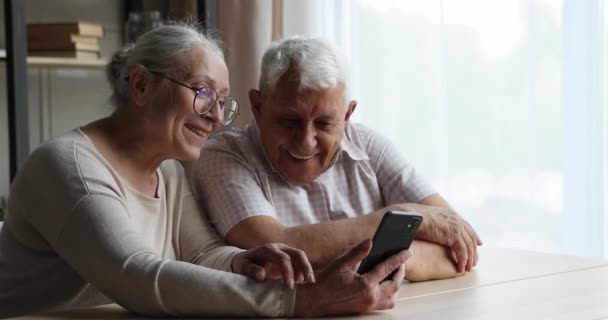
[27,22,104,60]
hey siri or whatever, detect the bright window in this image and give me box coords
[283,0,607,257]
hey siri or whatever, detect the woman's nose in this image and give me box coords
[202,102,224,125]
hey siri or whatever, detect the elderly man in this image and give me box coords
[189,37,482,280]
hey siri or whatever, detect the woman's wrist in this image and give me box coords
[293,284,316,317]
[231,251,244,273]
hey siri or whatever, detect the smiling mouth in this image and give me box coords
[185,124,207,138]
[287,150,316,160]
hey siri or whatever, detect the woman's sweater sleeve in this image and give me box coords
[55,193,295,317]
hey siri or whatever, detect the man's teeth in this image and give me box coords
[288,151,315,160]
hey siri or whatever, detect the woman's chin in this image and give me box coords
[175,144,204,161]
[175,132,207,160]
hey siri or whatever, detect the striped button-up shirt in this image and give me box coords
[191,122,435,237]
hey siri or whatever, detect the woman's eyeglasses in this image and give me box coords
[150,71,239,126]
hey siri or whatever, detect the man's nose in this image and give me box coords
[296,124,318,150]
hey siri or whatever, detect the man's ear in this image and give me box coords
[249,89,263,123]
[128,66,151,107]
[345,100,357,122]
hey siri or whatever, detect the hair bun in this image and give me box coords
[106,44,135,91]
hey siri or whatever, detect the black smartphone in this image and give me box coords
[357,211,422,280]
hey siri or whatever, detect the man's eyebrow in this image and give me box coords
[277,108,299,115]
[316,115,336,121]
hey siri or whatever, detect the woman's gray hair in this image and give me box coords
[106,22,224,107]
[259,36,348,94]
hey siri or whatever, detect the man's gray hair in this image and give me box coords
[259,36,348,94]
[106,22,223,108]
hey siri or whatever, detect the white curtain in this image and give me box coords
[216,0,281,128]
[282,0,608,258]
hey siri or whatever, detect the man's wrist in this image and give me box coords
[364,210,386,235]
[386,203,416,213]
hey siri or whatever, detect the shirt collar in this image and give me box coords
[338,124,369,161]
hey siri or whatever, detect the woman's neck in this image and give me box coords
[82,111,166,197]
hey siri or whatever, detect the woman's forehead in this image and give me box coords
[175,46,212,77]
[178,46,229,91]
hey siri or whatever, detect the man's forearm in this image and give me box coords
[280,207,460,280]
[280,210,384,268]
[283,221,460,280]
[226,202,461,279]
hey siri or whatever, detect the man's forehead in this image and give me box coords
[271,83,345,101]
[269,96,342,119]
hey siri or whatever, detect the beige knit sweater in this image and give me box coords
[0,129,294,318]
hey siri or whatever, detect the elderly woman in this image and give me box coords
[0,24,410,318]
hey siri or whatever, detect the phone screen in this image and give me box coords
[357,211,422,280]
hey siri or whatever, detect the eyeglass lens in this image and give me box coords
[194,89,239,125]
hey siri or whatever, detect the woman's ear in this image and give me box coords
[128,66,151,107]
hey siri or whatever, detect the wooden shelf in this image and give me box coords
[0,56,106,68]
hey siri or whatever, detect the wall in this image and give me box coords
[0,0,123,200]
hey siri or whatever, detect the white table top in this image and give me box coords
[12,247,608,320]
[398,246,608,299]
[340,265,608,320]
